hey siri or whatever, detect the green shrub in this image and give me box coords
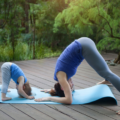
[4,44,13,61]
[0,42,62,61]
[35,43,45,59]
[44,48,61,58]
[14,42,29,60]
[0,45,13,61]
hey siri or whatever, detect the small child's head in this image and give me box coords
[18,82,32,98]
[23,82,32,96]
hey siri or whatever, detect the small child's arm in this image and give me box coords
[18,83,28,98]
[17,77,34,99]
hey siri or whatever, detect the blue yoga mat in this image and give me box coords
[0,84,117,104]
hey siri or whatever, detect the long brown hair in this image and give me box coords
[50,83,65,97]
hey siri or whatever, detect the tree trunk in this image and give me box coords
[24,2,29,33]
[21,1,29,33]
[0,19,6,28]
[114,52,120,64]
[33,14,35,59]
[26,0,37,4]
[11,30,15,60]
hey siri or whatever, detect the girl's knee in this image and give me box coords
[103,71,115,80]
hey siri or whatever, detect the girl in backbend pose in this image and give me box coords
[35,37,120,114]
[1,62,34,101]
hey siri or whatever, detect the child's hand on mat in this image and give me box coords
[41,89,50,93]
[35,97,50,102]
[116,110,120,115]
[27,96,35,99]
[7,90,11,92]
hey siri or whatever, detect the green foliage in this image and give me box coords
[14,42,29,60]
[54,0,120,52]
[0,44,13,61]
[44,49,62,58]
[54,0,96,38]
[35,42,62,58]
[0,0,64,61]
[0,41,61,62]
[0,28,11,44]
[0,0,120,62]
[17,33,33,43]
[31,0,76,50]
[97,37,120,52]
[35,43,45,58]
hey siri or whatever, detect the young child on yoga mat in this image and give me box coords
[1,62,34,101]
[35,37,120,114]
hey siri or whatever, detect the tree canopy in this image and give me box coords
[0,0,120,62]
[54,0,120,51]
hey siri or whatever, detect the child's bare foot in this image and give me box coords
[97,80,112,86]
[2,97,12,101]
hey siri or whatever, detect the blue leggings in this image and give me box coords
[77,37,120,92]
